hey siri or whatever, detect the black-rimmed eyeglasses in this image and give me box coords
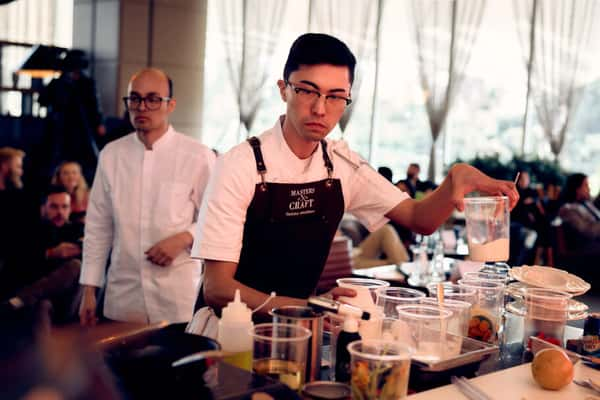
[123,94,171,111]
[286,81,352,109]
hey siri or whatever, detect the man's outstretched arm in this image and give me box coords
[386,163,519,235]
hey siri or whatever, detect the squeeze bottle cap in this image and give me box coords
[221,289,252,322]
[343,315,359,333]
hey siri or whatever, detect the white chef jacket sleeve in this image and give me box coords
[80,151,114,287]
[333,141,409,232]
[186,149,217,240]
[192,146,256,262]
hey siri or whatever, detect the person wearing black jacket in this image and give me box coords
[2,185,83,322]
[38,50,105,184]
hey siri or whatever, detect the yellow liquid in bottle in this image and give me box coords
[223,350,253,371]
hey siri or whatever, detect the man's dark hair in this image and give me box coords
[409,163,420,170]
[42,184,69,204]
[283,33,357,85]
[377,166,393,182]
[560,173,587,204]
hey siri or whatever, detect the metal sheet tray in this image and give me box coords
[411,336,499,372]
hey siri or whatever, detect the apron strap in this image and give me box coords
[247,136,335,189]
[247,136,268,191]
[320,140,334,186]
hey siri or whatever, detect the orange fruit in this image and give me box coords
[531,348,574,390]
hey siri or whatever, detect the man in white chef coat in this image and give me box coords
[78,68,215,325]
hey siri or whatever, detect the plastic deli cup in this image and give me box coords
[251,323,312,391]
[375,287,426,318]
[396,305,457,362]
[347,340,412,399]
[458,279,505,343]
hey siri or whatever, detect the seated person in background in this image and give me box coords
[557,173,600,257]
[512,170,549,262]
[0,147,39,298]
[348,224,409,269]
[51,161,90,223]
[0,147,24,192]
[542,182,562,221]
[2,185,83,322]
[396,162,436,199]
[513,171,544,222]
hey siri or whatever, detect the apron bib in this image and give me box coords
[194,136,344,311]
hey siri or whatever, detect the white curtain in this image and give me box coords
[409,0,486,180]
[0,0,56,44]
[308,0,379,150]
[215,0,288,140]
[514,0,598,160]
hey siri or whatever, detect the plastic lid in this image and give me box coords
[343,316,359,333]
[221,289,252,323]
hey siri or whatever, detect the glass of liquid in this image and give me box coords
[251,323,312,391]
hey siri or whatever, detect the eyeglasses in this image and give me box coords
[286,81,352,109]
[122,94,171,111]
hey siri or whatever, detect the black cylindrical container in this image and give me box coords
[335,317,361,383]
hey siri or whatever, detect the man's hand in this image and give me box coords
[325,286,357,300]
[79,285,98,327]
[47,242,82,259]
[450,163,519,211]
[145,232,192,267]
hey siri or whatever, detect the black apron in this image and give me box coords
[195,136,344,310]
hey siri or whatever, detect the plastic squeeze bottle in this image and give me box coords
[335,315,361,383]
[217,289,254,371]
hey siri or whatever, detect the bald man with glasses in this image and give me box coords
[79,68,215,326]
